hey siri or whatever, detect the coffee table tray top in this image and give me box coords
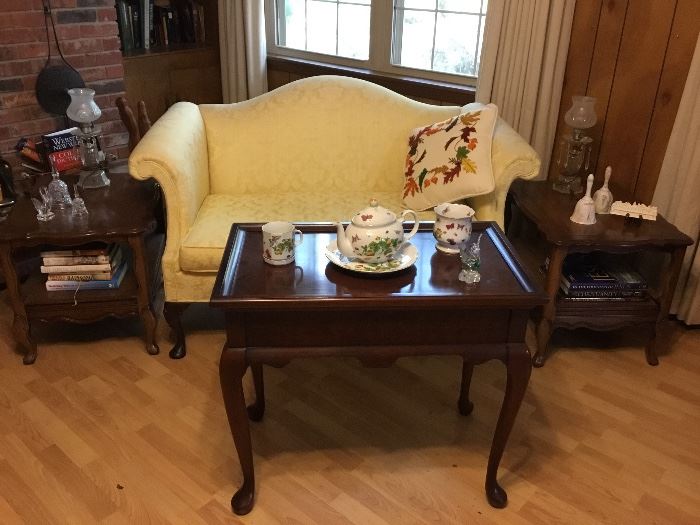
[212,222,546,309]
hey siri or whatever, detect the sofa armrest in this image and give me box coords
[467,118,541,229]
[129,102,210,271]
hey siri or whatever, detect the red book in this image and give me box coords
[42,127,82,172]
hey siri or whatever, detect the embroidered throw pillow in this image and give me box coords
[402,103,498,211]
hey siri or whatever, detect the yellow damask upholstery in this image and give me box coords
[129,75,540,304]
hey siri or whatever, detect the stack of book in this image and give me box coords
[559,254,648,300]
[41,244,128,292]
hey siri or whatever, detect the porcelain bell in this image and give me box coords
[593,166,614,214]
[336,199,419,263]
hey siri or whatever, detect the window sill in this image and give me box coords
[267,56,476,106]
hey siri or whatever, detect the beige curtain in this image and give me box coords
[477,0,575,178]
[218,0,268,103]
[652,34,700,325]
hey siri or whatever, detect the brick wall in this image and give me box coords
[0,0,128,172]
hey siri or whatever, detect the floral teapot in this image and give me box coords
[336,199,419,263]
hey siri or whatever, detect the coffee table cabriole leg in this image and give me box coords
[0,246,37,364]
[458,360,475,415]
[219,345,256,515]
[534,246,567,367]
[485,343,532,508]
[247,363,266,421]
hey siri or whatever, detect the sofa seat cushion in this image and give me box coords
[180,193,436,273]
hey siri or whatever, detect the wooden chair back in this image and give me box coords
[116,97,152,152]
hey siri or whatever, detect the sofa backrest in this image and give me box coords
[199,76,462,196]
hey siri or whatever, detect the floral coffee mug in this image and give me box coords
[262,221,303,265]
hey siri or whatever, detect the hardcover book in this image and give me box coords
[42,128,81,172]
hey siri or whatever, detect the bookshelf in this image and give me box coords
[116,0,222,122]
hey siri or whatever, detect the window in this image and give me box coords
[265,0,488,85]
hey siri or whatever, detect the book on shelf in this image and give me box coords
[40,246,123,274]
[118,0,206,51]
[560,254,647,291]
[40,243,113,258]
[559,285,647,299]
[48,271,114,282]
[42,244,118,266]
[41,127,81,172]
[116,0,134,51]
[45,260,129,291]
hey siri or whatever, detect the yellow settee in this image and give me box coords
[129,75,540,357]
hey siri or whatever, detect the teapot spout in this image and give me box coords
[335,222,355,258]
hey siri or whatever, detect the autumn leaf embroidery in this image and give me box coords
[404,110,482,195]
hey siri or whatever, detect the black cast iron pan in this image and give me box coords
[35,0,85,115]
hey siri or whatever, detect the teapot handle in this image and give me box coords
[401,209,419,241]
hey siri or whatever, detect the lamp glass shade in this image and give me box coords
[564,96,597,129]
[66,88,101,124]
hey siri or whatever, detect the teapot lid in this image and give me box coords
[351,198,396,227]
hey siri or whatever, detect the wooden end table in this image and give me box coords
[211,223,547,515]
[507,180,693,367]
[0,163,164,364]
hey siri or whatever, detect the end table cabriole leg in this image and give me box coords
[485,343,531,508]
[534,246,567,367]
[458,359,474,415]
[0,246,36,364]
[163,302,188,359]
[128,235,159,356]
[220,346,255,515]
[646,246,687,366]
[247,363,266,421]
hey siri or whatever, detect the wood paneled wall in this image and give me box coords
[550,0,698,203]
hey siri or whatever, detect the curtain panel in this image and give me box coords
[477,0,575,178]
[652,34,700,325]
[219,0,268,103]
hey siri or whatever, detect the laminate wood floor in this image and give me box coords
[0,297,698,524]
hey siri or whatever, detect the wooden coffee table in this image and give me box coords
[0,163,164,364]
[211,222,547,515]
[508,180,693,367]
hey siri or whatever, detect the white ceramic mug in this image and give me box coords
[262,221,303,265]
